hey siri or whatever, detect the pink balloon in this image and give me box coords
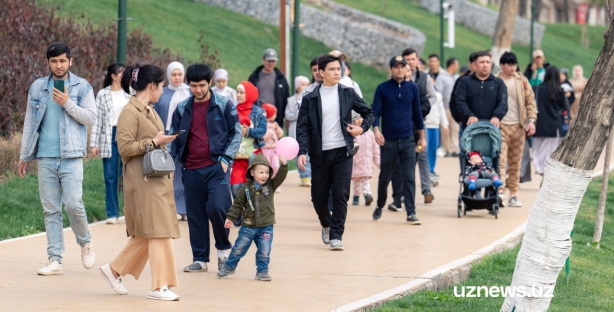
[275,137,299,160]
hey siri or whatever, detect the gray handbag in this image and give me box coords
[142,144,175,177]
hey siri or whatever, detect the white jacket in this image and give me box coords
[424,92,449,129]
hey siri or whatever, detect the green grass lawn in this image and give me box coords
[374,175,614,311]
[0,156,296,240]
[36,0,388,105]
[0,159,115,240]
[331,0,605,75]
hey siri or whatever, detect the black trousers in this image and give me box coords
[377,136,417,215]
[311,147,353,240]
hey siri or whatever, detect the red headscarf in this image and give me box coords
[237,81,259,126]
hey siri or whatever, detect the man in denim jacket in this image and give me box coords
[17,42,97,276]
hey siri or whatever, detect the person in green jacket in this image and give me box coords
[218,153,287,281]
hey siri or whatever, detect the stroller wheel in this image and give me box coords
[432,180,439,187]
[492,204,498,219]
[457,196,462,218]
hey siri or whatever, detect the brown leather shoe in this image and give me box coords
[424,192,434,204]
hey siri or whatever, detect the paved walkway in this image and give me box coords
[0,151,610,311]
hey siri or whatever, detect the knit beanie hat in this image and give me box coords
[262,103,277,119]
[468,151,482,160]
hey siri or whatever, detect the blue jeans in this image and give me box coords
[230,183,243,200]
[426,128,439,173]
[225,225,274,273]
[102,126,122,218]
[297,154,311,179]
[38,158,91,263]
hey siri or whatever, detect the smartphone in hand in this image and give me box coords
[53,80,65,92]
[170,130,186,135]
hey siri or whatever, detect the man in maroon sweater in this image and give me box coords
[169,63,241,273]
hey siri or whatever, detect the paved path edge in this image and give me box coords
[333,164,614,312]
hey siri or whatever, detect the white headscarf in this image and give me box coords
[165,61,191,130]
[213,68,229,82]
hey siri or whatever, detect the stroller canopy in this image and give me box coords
[460,121,502,159]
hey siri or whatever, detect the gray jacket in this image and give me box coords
[426,67,455,109]
[20,72,96,161]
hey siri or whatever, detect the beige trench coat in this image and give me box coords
[116,96,180,239]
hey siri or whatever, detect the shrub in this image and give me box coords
[0,0,220,138]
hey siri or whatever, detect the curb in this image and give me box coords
[333,164,614,312]
[332,222,526,312]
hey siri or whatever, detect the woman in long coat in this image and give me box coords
[533,66,569,176]
[98,64,181,301]
[153,61,191,220]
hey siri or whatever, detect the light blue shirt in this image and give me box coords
[36,79,64,157]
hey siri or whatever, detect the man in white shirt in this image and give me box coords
[296,54,374,251]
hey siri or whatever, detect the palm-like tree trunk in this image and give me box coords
[501,14,614,312]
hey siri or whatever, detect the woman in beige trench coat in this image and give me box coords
[98,64,181,301]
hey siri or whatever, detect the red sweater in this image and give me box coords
[185,100,215,169]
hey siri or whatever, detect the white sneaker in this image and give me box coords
[498,193,505,208]
[508,196,523,207]
[37,260,63,276]
[148,287,180,301]
[81,243,95,269]
[99,264,128,295]
[105,217,118,224]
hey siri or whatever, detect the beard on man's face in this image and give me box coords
[49,65,68,79]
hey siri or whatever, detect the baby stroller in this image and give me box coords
[457,121,502,219]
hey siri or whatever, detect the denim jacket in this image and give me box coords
[20,72,97,161]
[247,104,267,149]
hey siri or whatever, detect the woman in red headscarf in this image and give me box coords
[230,81,267,203]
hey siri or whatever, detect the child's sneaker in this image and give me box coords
[217,257,227,271]
[352,195,359,206]
[467,179,477,190]
[492,178,503,188]
[255,271,272,281]
[301,178,312,187]
[364,194,373,206]
[217,265,236,278]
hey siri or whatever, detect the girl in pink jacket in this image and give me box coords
[351,114,380,206]
[262,103,284,182]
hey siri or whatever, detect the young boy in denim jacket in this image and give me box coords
[218,153,287,281]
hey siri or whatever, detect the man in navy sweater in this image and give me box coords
[372,56,427,224]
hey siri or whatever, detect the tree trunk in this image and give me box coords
[501,15,614,312]
[535,0,543,21]
[519,0,529,18]
[592,127,613,248]
[491,0,520,66]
